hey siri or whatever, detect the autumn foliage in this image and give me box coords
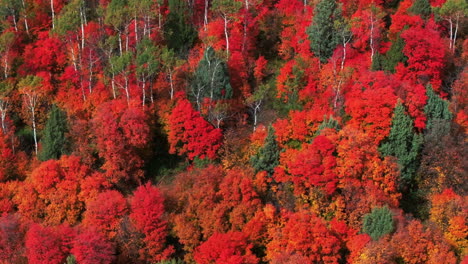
[0,0,465,262]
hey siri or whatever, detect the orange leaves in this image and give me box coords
[430,189,468,256]
[165,165,261,262]
[254,56,268,83]
[17,155,108,225]
[391,220,457,264]
[273,109,328,148]
[266,211,343,264]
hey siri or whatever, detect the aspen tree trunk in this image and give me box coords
[21,0,30,35]
[204,0,209,30]
[223,15,229,57]
[50,0,55,29]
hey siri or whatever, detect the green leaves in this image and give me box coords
[39,105,69,161]
[409,0,432,19]
[307,0,342,63]
[54,0,84,36]
[424,85,452,131]
[362,206,394,240]
[105,0,130,31]
[164,0,197,54]
[191,47,232,102]
[379,102,423,184]
[136,37,160,78]
[251,126,279,175]
[382,34,407,73]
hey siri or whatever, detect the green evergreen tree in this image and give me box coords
[307,0,342,64]
[315,116,340,136]
[409,0,432,19]
[251,126,280,175]
[371,52,384,71]
[424,84,452,131]
[39,105,69,161]
[382,33,407,73]
[190,47,232,108]
[379,102,423,184]
[423,84,453,141]
[362,206,394,240]
[164,0,197,54]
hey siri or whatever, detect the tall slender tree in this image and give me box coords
[379,102,423,185]
[39,105,69,161]
[307,0,342,64]
[164,0,197,54]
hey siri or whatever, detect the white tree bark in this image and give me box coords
[50,0,55,29]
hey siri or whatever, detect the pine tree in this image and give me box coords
[424,84,453,142]
[251,126,279,175]
[164,0,197,54]
[424,85,452,129]
[371,52,383,71]
[379,102,423,184]
[39,105,69,161]
[409,0,432,19]
[307,0,342,64]
[362,206,394,240]
[315,116,340,136]
[382,33,407,73]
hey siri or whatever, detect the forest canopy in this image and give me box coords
[0,0,466,263]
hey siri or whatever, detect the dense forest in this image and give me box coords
[0,0,466,263]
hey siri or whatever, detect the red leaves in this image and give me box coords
[254,56,268,83]
[400,21,446,92]
[93,100,150,183]
[0,214,24,263]
[83,190,128,239]
[71,228,115,264]
[345,71,398,143]
[130,183,173,262]
[194,231,258,264]
[0,132,16,182]
[25,224,73,264]
[168,96,223,160]
[23,31,67,75]
[277,135,338,196]
[391,220,457,264]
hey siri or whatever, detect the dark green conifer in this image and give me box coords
[307,0,342,64]
[362,206,394,240]
[382,34,407,73]
[379,102,423,184]
[424,84,452,132]
[371,52,384,71]
[315,116,340,136]
[409,0,432,19]
[39,105,69,161]
[164,0,197,54]
[251,126,280,175]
